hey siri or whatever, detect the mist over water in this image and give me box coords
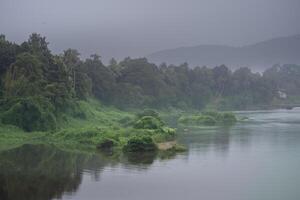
[1,1,300,199]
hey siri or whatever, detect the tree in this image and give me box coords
[0,35,19,76]
[4,53,45,97]
[83,54,116,102]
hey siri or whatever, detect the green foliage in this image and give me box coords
[151,127,176,143]
[1,97,56,131]
[74,72,92,99]
[118,116,134,127]
[136,109,160,119]
[221,112,237,123]
[178,115,217,126]
[4,53,45,97]
[162,143,187,152]
[0,35,76,131]
[264,64,300,99]
[178,111,237,126]
[0,35,20,76]
[132,110,175,143]
[201,111,222,120]
[202,111,237,123]
[83,54,116,103]
[134,116,163,129]
[51,127,118,146]
[0,33,298,133]
[123,136,157,152]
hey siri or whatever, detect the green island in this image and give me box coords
[178,111,237,126]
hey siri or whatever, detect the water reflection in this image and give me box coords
[0,144,183,200]
[178,126,235,156]
[0,144,85,200]
[1,109,300,200]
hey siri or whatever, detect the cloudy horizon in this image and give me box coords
[1,0,300,62]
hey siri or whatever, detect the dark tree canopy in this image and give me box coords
[0,33,299,130]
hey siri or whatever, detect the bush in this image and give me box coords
[52,128,121,147]
[135,109,165,126]
[123,136,157,152]
[201,111,222,120]
[67,101,87,119]
[134,116,163,130]
[197,115,217,125]
[1,97,57,131]
[118,116,134,127]
[161,127,176,136]
[221,112,237,123]
[136,109,160,119]
[178,115,216,126]
[178,112,237,126]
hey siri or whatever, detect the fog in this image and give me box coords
[1,0,300,62]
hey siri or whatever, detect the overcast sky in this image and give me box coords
[1,0,300,62]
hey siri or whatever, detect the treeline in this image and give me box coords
[0,34,299,130]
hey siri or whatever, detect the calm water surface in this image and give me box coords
[1,109,300,200]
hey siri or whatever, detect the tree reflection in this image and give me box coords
[0,144,100,200]
[0,144,180,200]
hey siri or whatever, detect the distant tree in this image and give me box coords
[212,65,232,96]
[0,35,20,76]
[83,54,116,102]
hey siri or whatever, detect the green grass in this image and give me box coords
[178,111,237,127]
[0,98,181,153]
[0,124,46,151]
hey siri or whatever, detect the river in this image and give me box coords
[1,109,300,200]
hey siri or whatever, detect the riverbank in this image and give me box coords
[0,99,247,154]
[0,99,186,153]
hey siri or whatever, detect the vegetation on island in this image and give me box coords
[178,111,237,126]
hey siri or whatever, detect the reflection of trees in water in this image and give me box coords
[178,125,253,156]
[0,144,112,200]
[123,152,157,165]
[0,144,180,200]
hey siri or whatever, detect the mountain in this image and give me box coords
[147,35,300,71]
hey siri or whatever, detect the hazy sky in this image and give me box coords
[1,0,300,62]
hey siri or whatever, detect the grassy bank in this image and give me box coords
[0,99,184,153]
[0,100,242,153]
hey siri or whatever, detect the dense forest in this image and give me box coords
[0,34,300,131]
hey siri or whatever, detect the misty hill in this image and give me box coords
[147,35,300,70]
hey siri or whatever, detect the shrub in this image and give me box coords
[177,116,191,124]
[163,144,187,152]
[123,136,157,152]
[201,111,222,120]
[134,116,163,130]
[221,112,237,123]
[161,127,176,136]
[178,115,216,126]
[197,115,217,125]
[1,97,57,131]
[136,109,160,119]
[118,116,134,127]
[67,101,87,119]
[178,112,237,126]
